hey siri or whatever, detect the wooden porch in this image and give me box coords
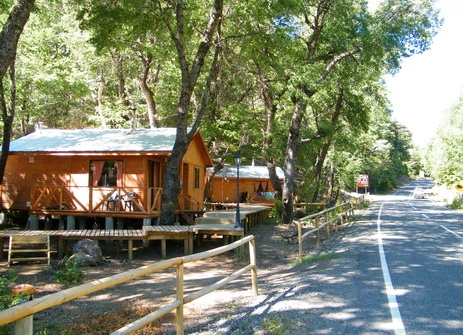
[29,185,204,220]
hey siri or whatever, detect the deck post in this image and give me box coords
[58,218,65,230]
[105,217,114,248]
[44,216,51,230]
[143,219,151,247]
[67,216,75,230]
[78,217,86,229]
[105,217,114,229]
[27,215,39,230]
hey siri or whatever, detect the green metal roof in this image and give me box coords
[208,165,284,179]
[7,128,181,153]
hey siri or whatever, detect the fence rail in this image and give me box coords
[0,235,258,335]
[294,201,358,261]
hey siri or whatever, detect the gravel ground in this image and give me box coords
[180,211,374,335]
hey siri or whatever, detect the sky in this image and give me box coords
[379,0,463,147]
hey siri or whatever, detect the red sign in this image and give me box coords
[357,174,369,188]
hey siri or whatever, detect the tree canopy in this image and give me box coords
[0,0,442,223]
[424,93,463,187]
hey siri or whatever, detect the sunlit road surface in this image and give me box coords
[238,181,463,335]
[367,179,463,334]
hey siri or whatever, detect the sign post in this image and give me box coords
[356,174,369,194]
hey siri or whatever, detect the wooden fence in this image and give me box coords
[294,202,358,261]
[0,235,258,335]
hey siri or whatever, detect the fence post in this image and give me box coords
[297,221,302,262]
[176,264,184,335]
[315,217,320,246]
[14,315,33,335]
[249,239,259,295]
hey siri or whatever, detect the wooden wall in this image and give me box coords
[209,177,277,204]
[1,154,158,211]
[182,136,211,206]
[2,149,209,211]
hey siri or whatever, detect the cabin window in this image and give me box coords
[194,168,200,189]
[254,181,268,193]
[90,160,123,187]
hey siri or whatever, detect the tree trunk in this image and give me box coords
[160,126,189,225]
[96,72,106,128]
[0,64,16,184]
[139,53,160,129]
[311,88,344,201]
[0,0,35,81]
[258,71,283,201]
[282,98,305,224]
[159,0,223,225]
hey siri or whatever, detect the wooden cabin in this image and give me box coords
[206,165,284,205]
[0,128,212,228]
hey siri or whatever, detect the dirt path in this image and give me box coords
[1,216,366,334]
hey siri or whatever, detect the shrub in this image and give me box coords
[0,271,25,335]
[449,197,463,210]
[54,259,84,287]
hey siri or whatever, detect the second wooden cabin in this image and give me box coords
[206,165,284,206]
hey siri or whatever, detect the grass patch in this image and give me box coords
[356,200,371,210]
[255,315,292,335]
[234,245,248,261]
[293,251,341,266]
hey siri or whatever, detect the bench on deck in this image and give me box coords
[8,235,51,267]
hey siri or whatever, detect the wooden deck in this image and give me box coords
[0,229,148,262]
[0,205,271,264]
[195,205,271,233]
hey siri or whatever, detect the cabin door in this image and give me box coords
[148,161,161,211]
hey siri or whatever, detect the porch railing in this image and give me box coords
[29,186,201,217]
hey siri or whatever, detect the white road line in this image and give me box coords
[378,202,407,335]
[440,225,462,238]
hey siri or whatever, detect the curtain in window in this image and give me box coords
[92,161,105,187]
[254,181,268,193]
[116,161,124,187]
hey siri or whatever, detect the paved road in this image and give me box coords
[341,180,463,335]
[186,180,463,335]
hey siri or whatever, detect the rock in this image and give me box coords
[292,209,307,220]
[70,239,102,266]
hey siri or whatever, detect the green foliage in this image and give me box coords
[1,0,443,213]
[3,210,28,227]
[424,94,463,185]
[295,252,341,266]
[0,271,21,335]
[54,259,84,287]
[356,199,371,210]
[256,315,292,335]
[449,197,463,210]
[234,245,247,261]
[269,200,283,224]
[0,271,18,310]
